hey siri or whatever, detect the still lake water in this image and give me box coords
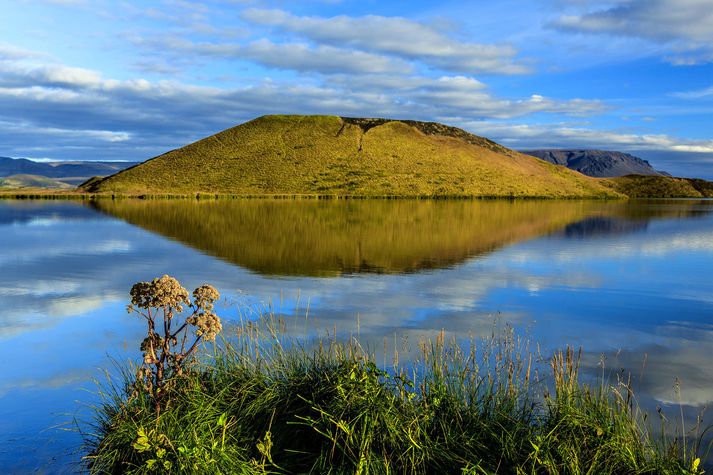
[1,198,713,472]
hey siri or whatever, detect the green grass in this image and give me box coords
[84,115,621,199]
[604,175,713,198]
[84,316,706,474]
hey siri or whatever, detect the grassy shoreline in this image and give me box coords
[84,320,706,474]
[1,189,627,200]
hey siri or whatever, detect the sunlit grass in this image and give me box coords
[85,115,621,199]
[605,175,713,198]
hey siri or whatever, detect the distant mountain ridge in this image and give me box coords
[0,157,139,186]
[0,174,73,189]
[522,149,665,178]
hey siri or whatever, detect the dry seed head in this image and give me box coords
[130,275,190,311]
[193,284,220,311]
[188,311,222,342]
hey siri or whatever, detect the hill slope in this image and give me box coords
[85,115,620,198]
[522,149,664,177]
[604,175,713,198]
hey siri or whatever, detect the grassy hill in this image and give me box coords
[604,175,713,198]
[85,115,621,198]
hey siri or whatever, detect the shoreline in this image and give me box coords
[0,189,671,201]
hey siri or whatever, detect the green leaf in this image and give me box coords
[217,412,228,427]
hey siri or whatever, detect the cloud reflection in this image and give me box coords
[1,199,712,454]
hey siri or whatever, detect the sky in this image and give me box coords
[0,0,712,178]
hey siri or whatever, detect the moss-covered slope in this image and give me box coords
[85,115,620,198]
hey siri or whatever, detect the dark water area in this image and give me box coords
[1,198,712,472]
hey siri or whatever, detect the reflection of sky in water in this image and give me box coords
[1,200,712,471]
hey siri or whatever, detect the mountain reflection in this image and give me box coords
[92,199,603,276]
[0,200,100,226]
[92,199,713,277]
[560,217,649,238]
[2,199,713,470]
[559,200,712,238]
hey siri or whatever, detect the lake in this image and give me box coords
[1,198,712,472]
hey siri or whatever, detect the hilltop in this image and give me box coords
[522,149,665,178]
[84,115,620,198]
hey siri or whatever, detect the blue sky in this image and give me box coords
[0,0,712,178]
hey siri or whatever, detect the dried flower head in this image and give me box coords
[193,284,220,312]
[187,311,223,342]
[130,275,190,312]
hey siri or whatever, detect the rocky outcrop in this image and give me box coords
[523,149,665,177]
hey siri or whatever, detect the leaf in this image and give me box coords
[217,412,228,427]
[133,428,151,452]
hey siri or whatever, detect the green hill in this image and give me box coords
[604,175,713,198]
[84,115,621,198]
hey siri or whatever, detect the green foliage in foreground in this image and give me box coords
[84,325,705,474]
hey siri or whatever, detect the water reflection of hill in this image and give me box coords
[93,199,602,277]
[0,200,100,226]
[560,217,649,238]
[558,200,713,238]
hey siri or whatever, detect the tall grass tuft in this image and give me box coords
[84,309,706,474]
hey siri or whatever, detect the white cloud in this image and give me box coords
[242,8,530,75]
[465,121,713,153]
[138,36,413,74]
[0,50,610,161]
[0,43,45,61]
[672,85,713,99]
[244,39,412,74]
[552,0,713,64]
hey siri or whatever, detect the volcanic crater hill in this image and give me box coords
[84,115,621,198]
[522,149,665,178]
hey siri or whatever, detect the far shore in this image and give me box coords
[0,188,695,201]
